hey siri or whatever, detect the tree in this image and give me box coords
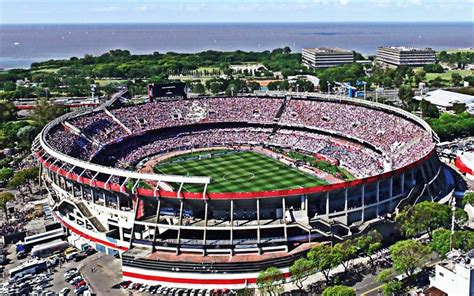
[452,102,467,114]
[31,98,68,126]
[398,84,414,108]
[0,101,17,123]
[7,167,39,193]
[462,192,474,207]
[333,239,357,275]
[389,239,429,277]
[431,228,474,258]
[322,285,356,296]
[355,230,382,269]
[256,267,285,296]
[451,73,463,86]
[423,64,444,73]
[307,244,338,283]
[396,201,466,238]
[0,192,14,219]
[290,258,313,293]
[382,280,403,296]
[375,268,395,284]
[420,99,440,118]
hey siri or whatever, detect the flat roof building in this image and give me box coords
[429,250,474,296]
[376,46,436,66]
[302,48,354,68]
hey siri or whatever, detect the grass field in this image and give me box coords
[154,151,328,193]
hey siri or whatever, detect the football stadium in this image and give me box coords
[32,88,450,289]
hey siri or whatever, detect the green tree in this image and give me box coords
[0,192,14,219]
[256,267,285,296]
[307,244,338,283]
[0,168,14,183]
[375,268,395,284]
[462,192,474,207]
[355,230,382,269]
[333,239,357,274]
[398,84,414,108]
[396,201,466,238]
[420,99,440,118]
[290,258,313,293]
[452,102,467,114]
[451,73,463,86]
[431,228,474,258]
[389,239,429,277]
[382,280,403,296]
[0,101,17,123]
[31,99,68,126]
[7,167,39,192]
[322,285,356,296]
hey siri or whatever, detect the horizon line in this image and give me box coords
[2,20,474,25]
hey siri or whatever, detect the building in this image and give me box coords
[429,250,474,296]
[302,48,354,68]
[376,46,436,66]
[33,90,449,289]
[414,89,474,111]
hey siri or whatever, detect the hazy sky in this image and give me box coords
[1,0,473,24]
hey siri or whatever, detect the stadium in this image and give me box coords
[32,89,450,289]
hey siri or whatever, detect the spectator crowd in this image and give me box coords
[43,97,435,178]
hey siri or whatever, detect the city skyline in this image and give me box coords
[1,0,473,24]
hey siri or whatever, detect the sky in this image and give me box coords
[0,0,473,24]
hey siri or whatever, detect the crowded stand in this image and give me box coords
[42,96,436,179]
[68,111,128,145]
[110,97,284,133]
[270,129,384,177]
[280,99,435,169]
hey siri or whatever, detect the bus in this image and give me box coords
[24,228,65,251]
[31,239,70,258]
[9,258,47,281]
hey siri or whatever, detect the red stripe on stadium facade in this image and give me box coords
[35,148,436,200]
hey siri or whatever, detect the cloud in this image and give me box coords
[339,0,349,5]
[93,6,123,12]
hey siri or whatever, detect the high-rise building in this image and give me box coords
[376,46,436,66]
[302,48,354,68]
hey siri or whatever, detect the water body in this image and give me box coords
[1,22,473,69]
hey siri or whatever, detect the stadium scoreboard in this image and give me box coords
[148,83,187,101]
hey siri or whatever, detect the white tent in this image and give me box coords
[414,89,474,108]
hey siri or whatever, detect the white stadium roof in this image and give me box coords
[415,89,474,108]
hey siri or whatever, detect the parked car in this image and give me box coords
[59,287,71,296]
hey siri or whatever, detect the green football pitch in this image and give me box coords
[153,151,328,193]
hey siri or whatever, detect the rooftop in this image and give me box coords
[303,47,353,54]
[378,46,435,52]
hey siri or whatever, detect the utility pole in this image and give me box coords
[363,81,367,100]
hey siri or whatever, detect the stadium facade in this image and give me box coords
[33,92,450,289]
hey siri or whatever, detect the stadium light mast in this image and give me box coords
[449,195,456,251]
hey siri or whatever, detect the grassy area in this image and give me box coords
[94,79,127,86]
[154,151,327,193]
[31,68,60,74]
[424,69,473,81]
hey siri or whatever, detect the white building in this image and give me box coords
[429,250,474,296]
[376,46,436,66]
[302,48,354,68]
[414,89,474,111]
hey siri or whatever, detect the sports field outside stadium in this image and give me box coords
[153,151,328,193]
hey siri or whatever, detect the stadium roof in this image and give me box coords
[415,89,474,108]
